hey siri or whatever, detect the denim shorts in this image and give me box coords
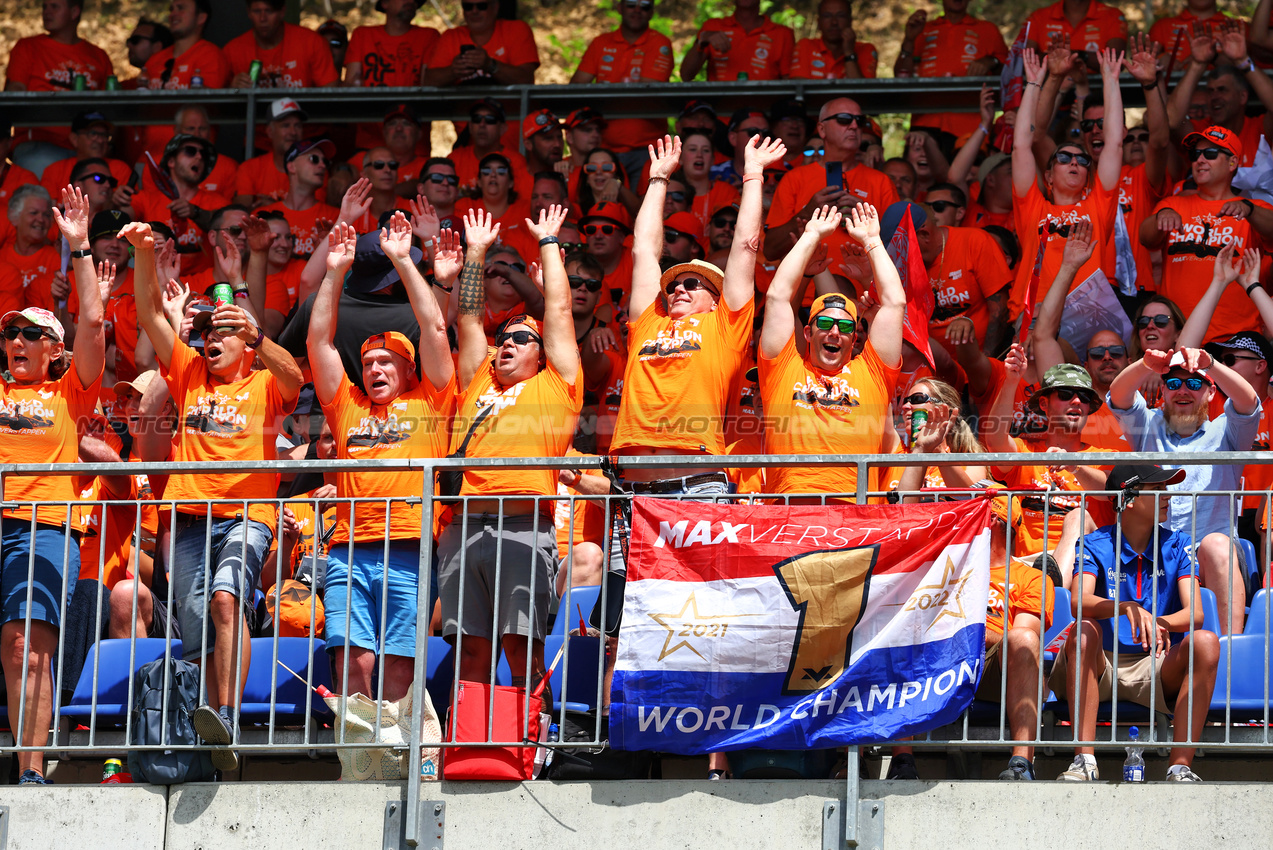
[322,539,423,658]
[0,517,78,629]
[171,513,272,662]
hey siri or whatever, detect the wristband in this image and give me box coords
[648,176,668,186]
[70,248,91,259]
[538,235,559,246]
[1243,199,1256,216]
[742,174,763,183]
[245,327,264,350]
[845,52,857,62]
[1239,58,1255,73]
[1141,79,1158,90]
[1247,281,1263,297]
[233,288,249,299]
[864,240,885,252]
[978,124,991,136]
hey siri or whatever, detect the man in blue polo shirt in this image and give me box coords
[1049,464,1219,783]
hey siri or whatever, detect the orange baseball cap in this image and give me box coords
[809,293,858,323]
[523,108,561,140]
[663,211,706,254]
[1183,125,1243,160]
[361,331,416,364]
[495,314,542,338]
[580,201,632,232]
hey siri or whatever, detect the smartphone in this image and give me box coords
[460,44,476,54]
[825,161,843,191]
[127,168,140,192]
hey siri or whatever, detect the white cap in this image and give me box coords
[1167,351,1208,375]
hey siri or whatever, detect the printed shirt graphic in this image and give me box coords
[927,226,1013,345]
[759,337,898,497]
[1010,181,1119,317]
[259,201,341,259]
[909,16,1008,139]
[577,28,674,153]
[985,559,1054,641]
[323,372,456,543]
[789,37,879,79]
[223,23,339,89]
[697,15,795,81]
[612,297,754,455]
[1018,0,1128,53]
[992,436,1115,555]
[0,244,61,314]
[162,340,289,524]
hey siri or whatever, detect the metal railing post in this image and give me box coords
[244,88,256,159]
[406,460,436,848]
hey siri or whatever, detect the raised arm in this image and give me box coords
[298,179,373,304]
[380,212,453,392]
[242,215,276,336]
[123,221,176,369]
[1032,220,1095,374]
[1013,49,1047,198]
[1030,36,1079,169]
[847,203,904,368]
[1110,348,1172,410]
[1177,243,1242,350]
[306,223,357,407]
[985,342,1028,453]
[52,187,104,387]
[524,205,578,386]
[1166,32,1214,129]
[725,135,787,312]
[1095,48,1126,193]
[629,135,681,320]
[1123,34,1171,192]
[1255,0,1273,51]
[456,209,500,392]
[949,85,997,189]
[759,206,842,361]
[1218,24,1273,142]
[215,301,302,402]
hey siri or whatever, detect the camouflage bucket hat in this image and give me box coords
[1026,363,1102,413]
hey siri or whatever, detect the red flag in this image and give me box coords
[1016,241,1046,347]
[885,207,935,369]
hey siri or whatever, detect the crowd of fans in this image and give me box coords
[2,0,1273,785]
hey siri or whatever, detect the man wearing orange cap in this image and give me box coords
[662,211,706,262]
[307,216,456,701]
[581,201,634,318]
[1140,125,1273,344]
[523,108,565,176]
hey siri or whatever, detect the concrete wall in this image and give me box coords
[1,780,1272,849]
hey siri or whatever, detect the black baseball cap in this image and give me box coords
[1205,330,1273,365]
[1105,464,1186,492]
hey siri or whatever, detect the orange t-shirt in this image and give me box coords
[131,187,232,275]
[967,202,1012,231]
[162,340,291,525]
[69,269,141,383]
[259,200,339,258]
[695,15,795,81]
[690,182,741,231]
[223,23,339,89]
[77,473,156,589]
[283,495,337,576]
[454,198,533,253]
[265,261,306,316]
[142,39,232,89]
[724,358,766,495]
[928,225,1013,346]
[1081,402,1131,453]
[1019,1,1128,53]
[1118,162,1164,292]
[1153,193,1273,343]
[1009,181,1119,318]
[347,24,439,149]
[789,38,878,80]
[554,450,608,557]
[992,437,1114,555]
[324,372,456,544]
[447,145,533,200]
[40,158,133,200]
[576,28,673,153]
[758,336,899,497]
[1149,11,1238,64]
[0,162,39,248]
[0,243,61,314]
[7,34,113,146]
[427,20,540,83]
[0,366,102,528]
[985,559,1055,641]
[765,161,900,264]
[612,297,754,456]
[909,16,1008,140]
[234,155,292,204]
[451,357,583,498]
[601,251,635,315]
[590,346,625,455]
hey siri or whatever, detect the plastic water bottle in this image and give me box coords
[190,69,204,88]
[1123,726,1145,783]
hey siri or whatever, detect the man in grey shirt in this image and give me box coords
[1108,349,1260,635]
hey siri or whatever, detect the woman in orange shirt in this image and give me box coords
[679,129,740,230]
[0,187,105,784]
[577,149,640,222]
[454,152,531,240]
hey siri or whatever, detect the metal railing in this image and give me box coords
[0,451,1270,840]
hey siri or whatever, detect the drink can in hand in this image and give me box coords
[249,60,263,83]
[211,282,236,334]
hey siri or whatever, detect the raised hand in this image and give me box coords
[244,215,273,254]
[95,259,116,304]
[843,203,881,247]
[326,222,358,274]
[1095,47,1125,81]
[911,403,953,453]
[1061,219,1095,268]
[804,204,843,240]
[903,9,927,41]
[525,204,567,241]
[1045,34,1075,77]
[647,135,683,181]
[119,221,155,250]
[744,134,787,174]
[1240,247,1263,291]
[432,228,463,282]
[463,208,501,253]
[1177,346,1212,373]
[1220,20,1248,63]
[1024,48,1046,86]
[155,238,179,287]
[53,185,91,245]
[161,277,190,325]
[213,238,243,284]
[409,194,440,245]
[1190,24,1217,65]
[978,83,996,128]
[338,177,373,226]
[1122,33,1160,85]
[1143,347,1174,374]
[379,211,414,262]
[1004,342,1028,379]
[1212,242,1241,286]
[838,241,873,281]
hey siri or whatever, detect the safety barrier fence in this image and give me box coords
[0,451,1269,834]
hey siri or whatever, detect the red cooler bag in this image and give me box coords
[443,680,544,780]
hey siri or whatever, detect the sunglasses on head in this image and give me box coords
[80,173,117,187]
[824,112,869,128]
[1136,314,1173,329]
[1188,146,1228,162]
[496,329,541,346]
[1164,376,1207,391]
[666,190,688,202]
[1079,118,1104,132]
[813,315,856,335]
[2,326,49,342]
[902,391,933,405]
[568,275,603,292]
[584,162,616,174]
[471,114,501,126]
[1125,131,1150,144]
[423,172,459,186]
[1219,352,1263,366]
[583,223,619,235]
[1050,388,1088,402]
[368,159,399,171]
[664,276,718,296]
[1086,344,1126,360]
[1053,150,1092,167]
[462,1,489,10]
[928,199,960,213]
[711,216,737,228]
[480,165,510,176]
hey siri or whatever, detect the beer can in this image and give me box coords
[73,73,87,91]
[910,408,928,443]
[102,758,122,782]
[249,60,263,83]
[211,282,236,334]
[105,75,119,91]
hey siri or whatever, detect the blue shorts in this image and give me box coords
[323,539,424,658]
[0,517,78,629]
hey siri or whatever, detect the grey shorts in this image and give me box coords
[437,513,556,642]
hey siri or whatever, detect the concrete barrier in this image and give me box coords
[0,785,166,850]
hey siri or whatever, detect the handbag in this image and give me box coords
[438,403,497,499]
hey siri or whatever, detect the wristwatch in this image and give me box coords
[70,248,91,259]
[245,327,265,350]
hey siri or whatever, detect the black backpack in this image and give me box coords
[127,656,217,784]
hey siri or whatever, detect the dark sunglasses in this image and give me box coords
[306,153,327,166]
[568,275,603,292]
[824,112,869,128]
[368,160,399,171]
[583,223,618,235]
[1086,345,1126,360]
[223,225,244,237]
[181,144,204,158]
[492,260,527,273]
[80,173,117,187]
[480,165,510,176]
[462,1,489,10]
[127,34,157,45]
[664,230,688,243]
[1136,314,1173,329]
[424,172,460,186]
[813,315,856,334]
[1125,131,1150,144]
[622,0,654,9]
[742,127,774,141]
[471,114,501,126]
[1079,118,1104,132]
[1219,352,1264,366]
[1050,388,1088,401]
[559,241,584,252]
[902,391,933,405]
[1053,150,1092,167]
[928,200,960,213]
[1164,376,1207,391]
[666,190,688,203]
[496,329,541,346]
[2,326,49,342]
[664,276,718,296]
[584,162,616,174]
[1188,146,1228,162]
[711,216,737,228]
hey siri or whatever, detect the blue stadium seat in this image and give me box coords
[1211,634,1273,714]
[1199,587,1220,636]
[422,636,456,716]
[61,639,183,726]
[552,585,601,636]
[496,634,604,713]
[239,638,332,724]
[1043,587,1073,663]
[1246,589,1272,637]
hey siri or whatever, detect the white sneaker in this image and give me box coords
[1166,766,1202,782]
[1057,755,1098,781]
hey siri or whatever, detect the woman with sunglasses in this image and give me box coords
[1009,47,1124,321]
[1127,294,1185,406]
[577,149,639,221]
[455,152,531,246]
[892,379,988,496]
[677,128,739,230]
[0,187,105,784]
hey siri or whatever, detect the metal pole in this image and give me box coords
[406,462,436,847]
